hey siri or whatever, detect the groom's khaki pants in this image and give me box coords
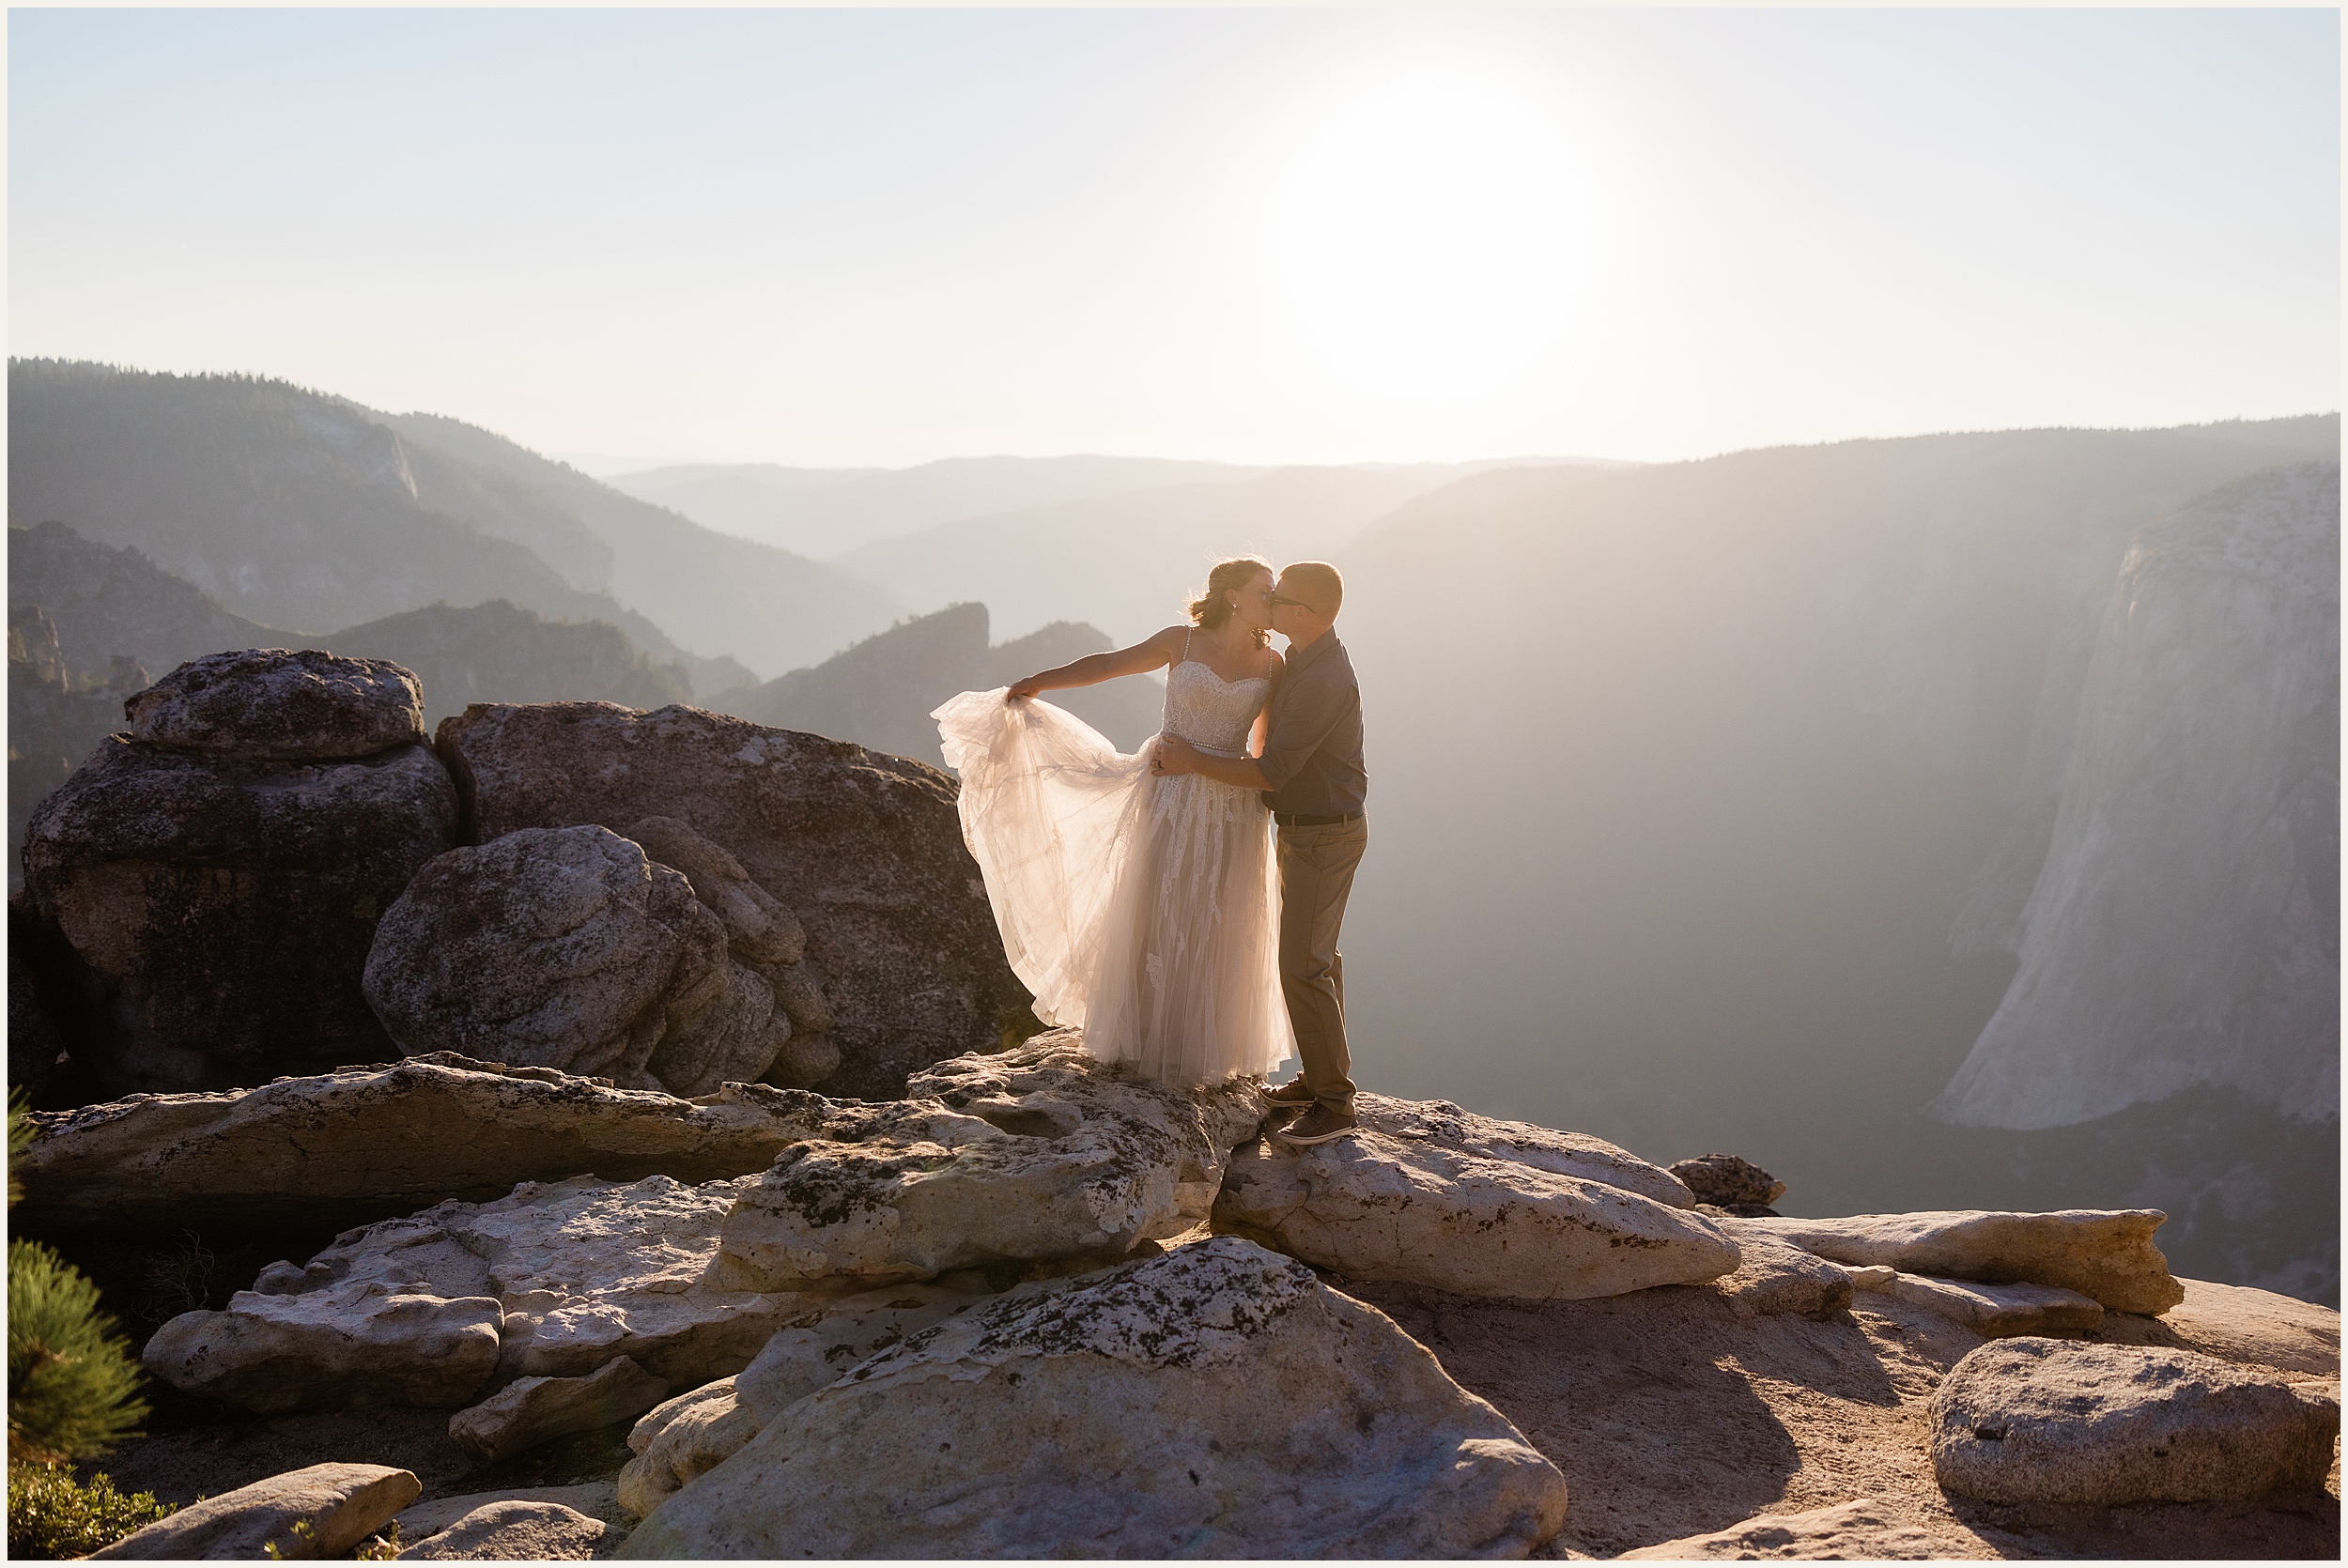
[1276,815,1367,1114]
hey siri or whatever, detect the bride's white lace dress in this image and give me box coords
[933,658,1295,1084]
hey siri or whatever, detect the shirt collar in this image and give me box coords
[1286,630,1340,671]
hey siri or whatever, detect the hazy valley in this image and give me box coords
[8,359,2337,1306]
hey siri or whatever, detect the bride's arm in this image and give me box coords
[1007,626,1183,699]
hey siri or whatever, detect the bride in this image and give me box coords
[931,557,1294,1085]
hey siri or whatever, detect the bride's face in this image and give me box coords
[1229,571,1275,633]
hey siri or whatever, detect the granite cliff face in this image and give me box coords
[1333,422,2342,1300]
[1934,463,2339,1131]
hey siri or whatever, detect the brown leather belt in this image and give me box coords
[1274,810,1363,827]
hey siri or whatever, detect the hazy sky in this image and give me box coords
[9,8,2339,469]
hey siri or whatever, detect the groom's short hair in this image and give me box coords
[1281,561,1344,617]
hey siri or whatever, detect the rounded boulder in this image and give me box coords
[127,648,426,761]
[363,825,761,1090]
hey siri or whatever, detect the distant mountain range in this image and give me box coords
[6,517,1156,879]
[5,360,888,685]
[606,455,1260,559]
[714,602,1165,769]
[609,454,1626,643]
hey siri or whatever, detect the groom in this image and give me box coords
[1153,561,1367,1146]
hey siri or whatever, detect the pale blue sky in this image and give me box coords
[9,8,2339,468]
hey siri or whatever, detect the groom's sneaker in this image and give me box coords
[1276,1104,1358,1146]
[1260,1079,1316,1109]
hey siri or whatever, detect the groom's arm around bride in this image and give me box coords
[1154,562,1367,1145]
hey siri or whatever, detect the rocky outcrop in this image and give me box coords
[1670,1153,1786,1212]
[145,1174,808,1413]
[716,1031,1263,1290]
[435,701,1030,1099]
[12,1054,834,1237]
[425,1176,804,1387]
[618,1238,1570,1559]
[733,1282,980,1418]
[91,1463,419,1560]
[1929,1337,2340,1504]
[617,1380,764,1520]
[448,1355,671,1464]
[394,1484,623,1543]
[1355,1094,1697,1207]
[22,650,457,1094]
[1751,1208,2185,1314]
[624,816,839,1089]
[617,1280,986,1515]
[124,647,425,761]
[394,1499,614,1560]
[143,1279,505,1416]
[1707,1223,1855,1320]
[1619,1498,1939,1560]
[1215,1130,1740,1301]
[363,826,786,1095]
[2146,1276,2341,1376]
[1862,1271,2105,1337]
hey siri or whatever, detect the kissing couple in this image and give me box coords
[933,557,1367,1146]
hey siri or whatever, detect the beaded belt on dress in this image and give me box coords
[1161,734,1245,759]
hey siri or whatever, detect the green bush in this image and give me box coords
[6,1461,176,1559]
[7,1089,31,1209]
[8,1239,150,1463]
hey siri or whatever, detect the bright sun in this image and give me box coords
[1269,75,1594,400]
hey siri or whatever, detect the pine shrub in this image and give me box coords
[8,1090,152,1465]
[8,1239,151,1462]
[5,1461,176,1559]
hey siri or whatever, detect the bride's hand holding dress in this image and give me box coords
[933,616,1293,1086]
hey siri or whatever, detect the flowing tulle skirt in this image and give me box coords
[934,688,1294,1085]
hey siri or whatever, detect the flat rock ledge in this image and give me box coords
[1352,1094,1697,1208]
[1619,1497,1941,1560]
[1750,1208,2186,1314]
[1929,1337,2340,1505]
[15,1053,834,1236]
[618,1237,1570,1559]
[394,1499,614,1561]
[1215,1129,1739,1301]
[92,1462,420,1560]
[146,1174,811,1415]
[449,1355,671,1464]
[715,1030,1264,1291]
[1864,1270,2106,1337]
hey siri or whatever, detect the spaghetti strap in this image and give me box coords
[1181,627,1192,667]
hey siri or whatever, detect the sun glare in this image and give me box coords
[1269,75,1595,401]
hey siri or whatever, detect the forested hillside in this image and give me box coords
[378,412,897,678]
[4,361,899,691]
[715,602,1163,767]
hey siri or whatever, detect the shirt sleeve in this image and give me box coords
[1257,666,1350,791]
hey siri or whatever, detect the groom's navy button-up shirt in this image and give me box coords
[1259,631,1367,817]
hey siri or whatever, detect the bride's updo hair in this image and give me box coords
[1188,556,1274,647]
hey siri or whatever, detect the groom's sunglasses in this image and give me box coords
[1266,593,1308,608]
